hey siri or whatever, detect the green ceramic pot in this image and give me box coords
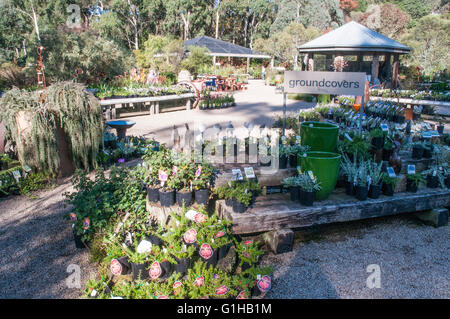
[300,121,339,152]
[299,151,341,200]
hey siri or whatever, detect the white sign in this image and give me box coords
[284,71,366,96]
[407,165,415,175]
[244,167,256,179]
[387,167,396,178]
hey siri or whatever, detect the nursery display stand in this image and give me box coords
[217,188,450,248]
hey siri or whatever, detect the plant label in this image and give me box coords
[199,243,213,260]
[185,209,198,221]
[387,167,396,178]
[12,170,21,182]
[257,275,272,292]
[231,168,243,181]
[380,124,389,132]
[136,240,152,254]
[407,165,415,175]
[308,170,315,181]
[215,285,229,295]
[183,228,197,244]
[244,167,256,179]
[22,165,32,173]
[344,133,353,142]
[149,261,162,279]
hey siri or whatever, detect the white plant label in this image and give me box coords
[244,167,256,179]
[231,168,244,181]
[387,167,396,178]
[185,209,198,221]
[136,240,152,254]
[407,165,415,175]
[380,124,389,132]
[344,133,353,142]
[12,170,21,182]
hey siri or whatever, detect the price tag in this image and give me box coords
[387,167,396,178]
[244,167,256,179]
[407,165,415,175]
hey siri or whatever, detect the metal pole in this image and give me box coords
[282,92,287,137]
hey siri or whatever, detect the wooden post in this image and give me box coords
[264,229,294,254]
[309,54,314,71]
[371,55,379,80]
[246,57,250,74]
[186,98,192,110]
[155,101,160,114]
[415,208,448,228]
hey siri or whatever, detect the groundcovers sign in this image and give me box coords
[284,71,366,96]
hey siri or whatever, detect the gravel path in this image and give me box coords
[0,180,96,299]
[261,215,450,299]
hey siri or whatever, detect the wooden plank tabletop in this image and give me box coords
[217,188,450,234]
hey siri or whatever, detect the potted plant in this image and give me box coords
[383,137,394,161]
[124,246,150,281]
[158,170,176,207]
[368,161,383,199]
[381,173,397,196]
[192,163,215,205]
[282,176,301,201]
[369,128,385,150]
[422,142,434,159]
[278,144,289,169]
[406,172,424,193]
[437,118,445,134]
[422,167,441,188]
[340,155,357,196]
[298,172,321,206]
[231,183,253,213]
[172,160,194,207]
[354,162,369,201]
[411,142,424,159]
[234,240,264,272]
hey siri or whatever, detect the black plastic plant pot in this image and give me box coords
[176,190,193,206]
[131,262,149,281]
[174,257,190,276]
[201,249,218,267]
[73,231,85,249]
[232,199,248,213]
[290,186,300,201]
[147,186,160,203]
[218,243,232,260]
[382,183,394,196]
[146,234,162,246]
[344,180,355,196]
[412,146,424,159]
[438,125,444,134]
[354,185,368,201]
[160,260,172,279]
[225,198,233,207]
[423,147,433,159]
[445,176,450,189]
[159,189,175,207]
[427,175,439,188]
[289,154,297,167]
[371,137,385,150]
[299,189,315,206]
[241,262,251,272]
[382,149,393,161]
[279,155,288,169]
[406,179,418,193]
[368,183,382,199]
[195,188,209,205]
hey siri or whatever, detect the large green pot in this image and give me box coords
[300,121,339,152]
[299,151,341,200]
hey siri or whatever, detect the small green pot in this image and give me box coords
[299,151,341,200]
[300,121,339,152]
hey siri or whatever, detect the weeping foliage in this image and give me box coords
[0,82,104,174]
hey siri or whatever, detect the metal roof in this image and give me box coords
[298,21,411,54]
[185,36,270,58]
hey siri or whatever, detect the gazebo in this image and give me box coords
[184,36,271,73]
[298,21,411,87]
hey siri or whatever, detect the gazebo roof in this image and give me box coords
[185,36,270,58]
[298,21,411,54]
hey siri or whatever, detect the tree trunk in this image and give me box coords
[30,1,40,42]
[215,10,220,39]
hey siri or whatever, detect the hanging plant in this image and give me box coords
[0,82,104,174]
